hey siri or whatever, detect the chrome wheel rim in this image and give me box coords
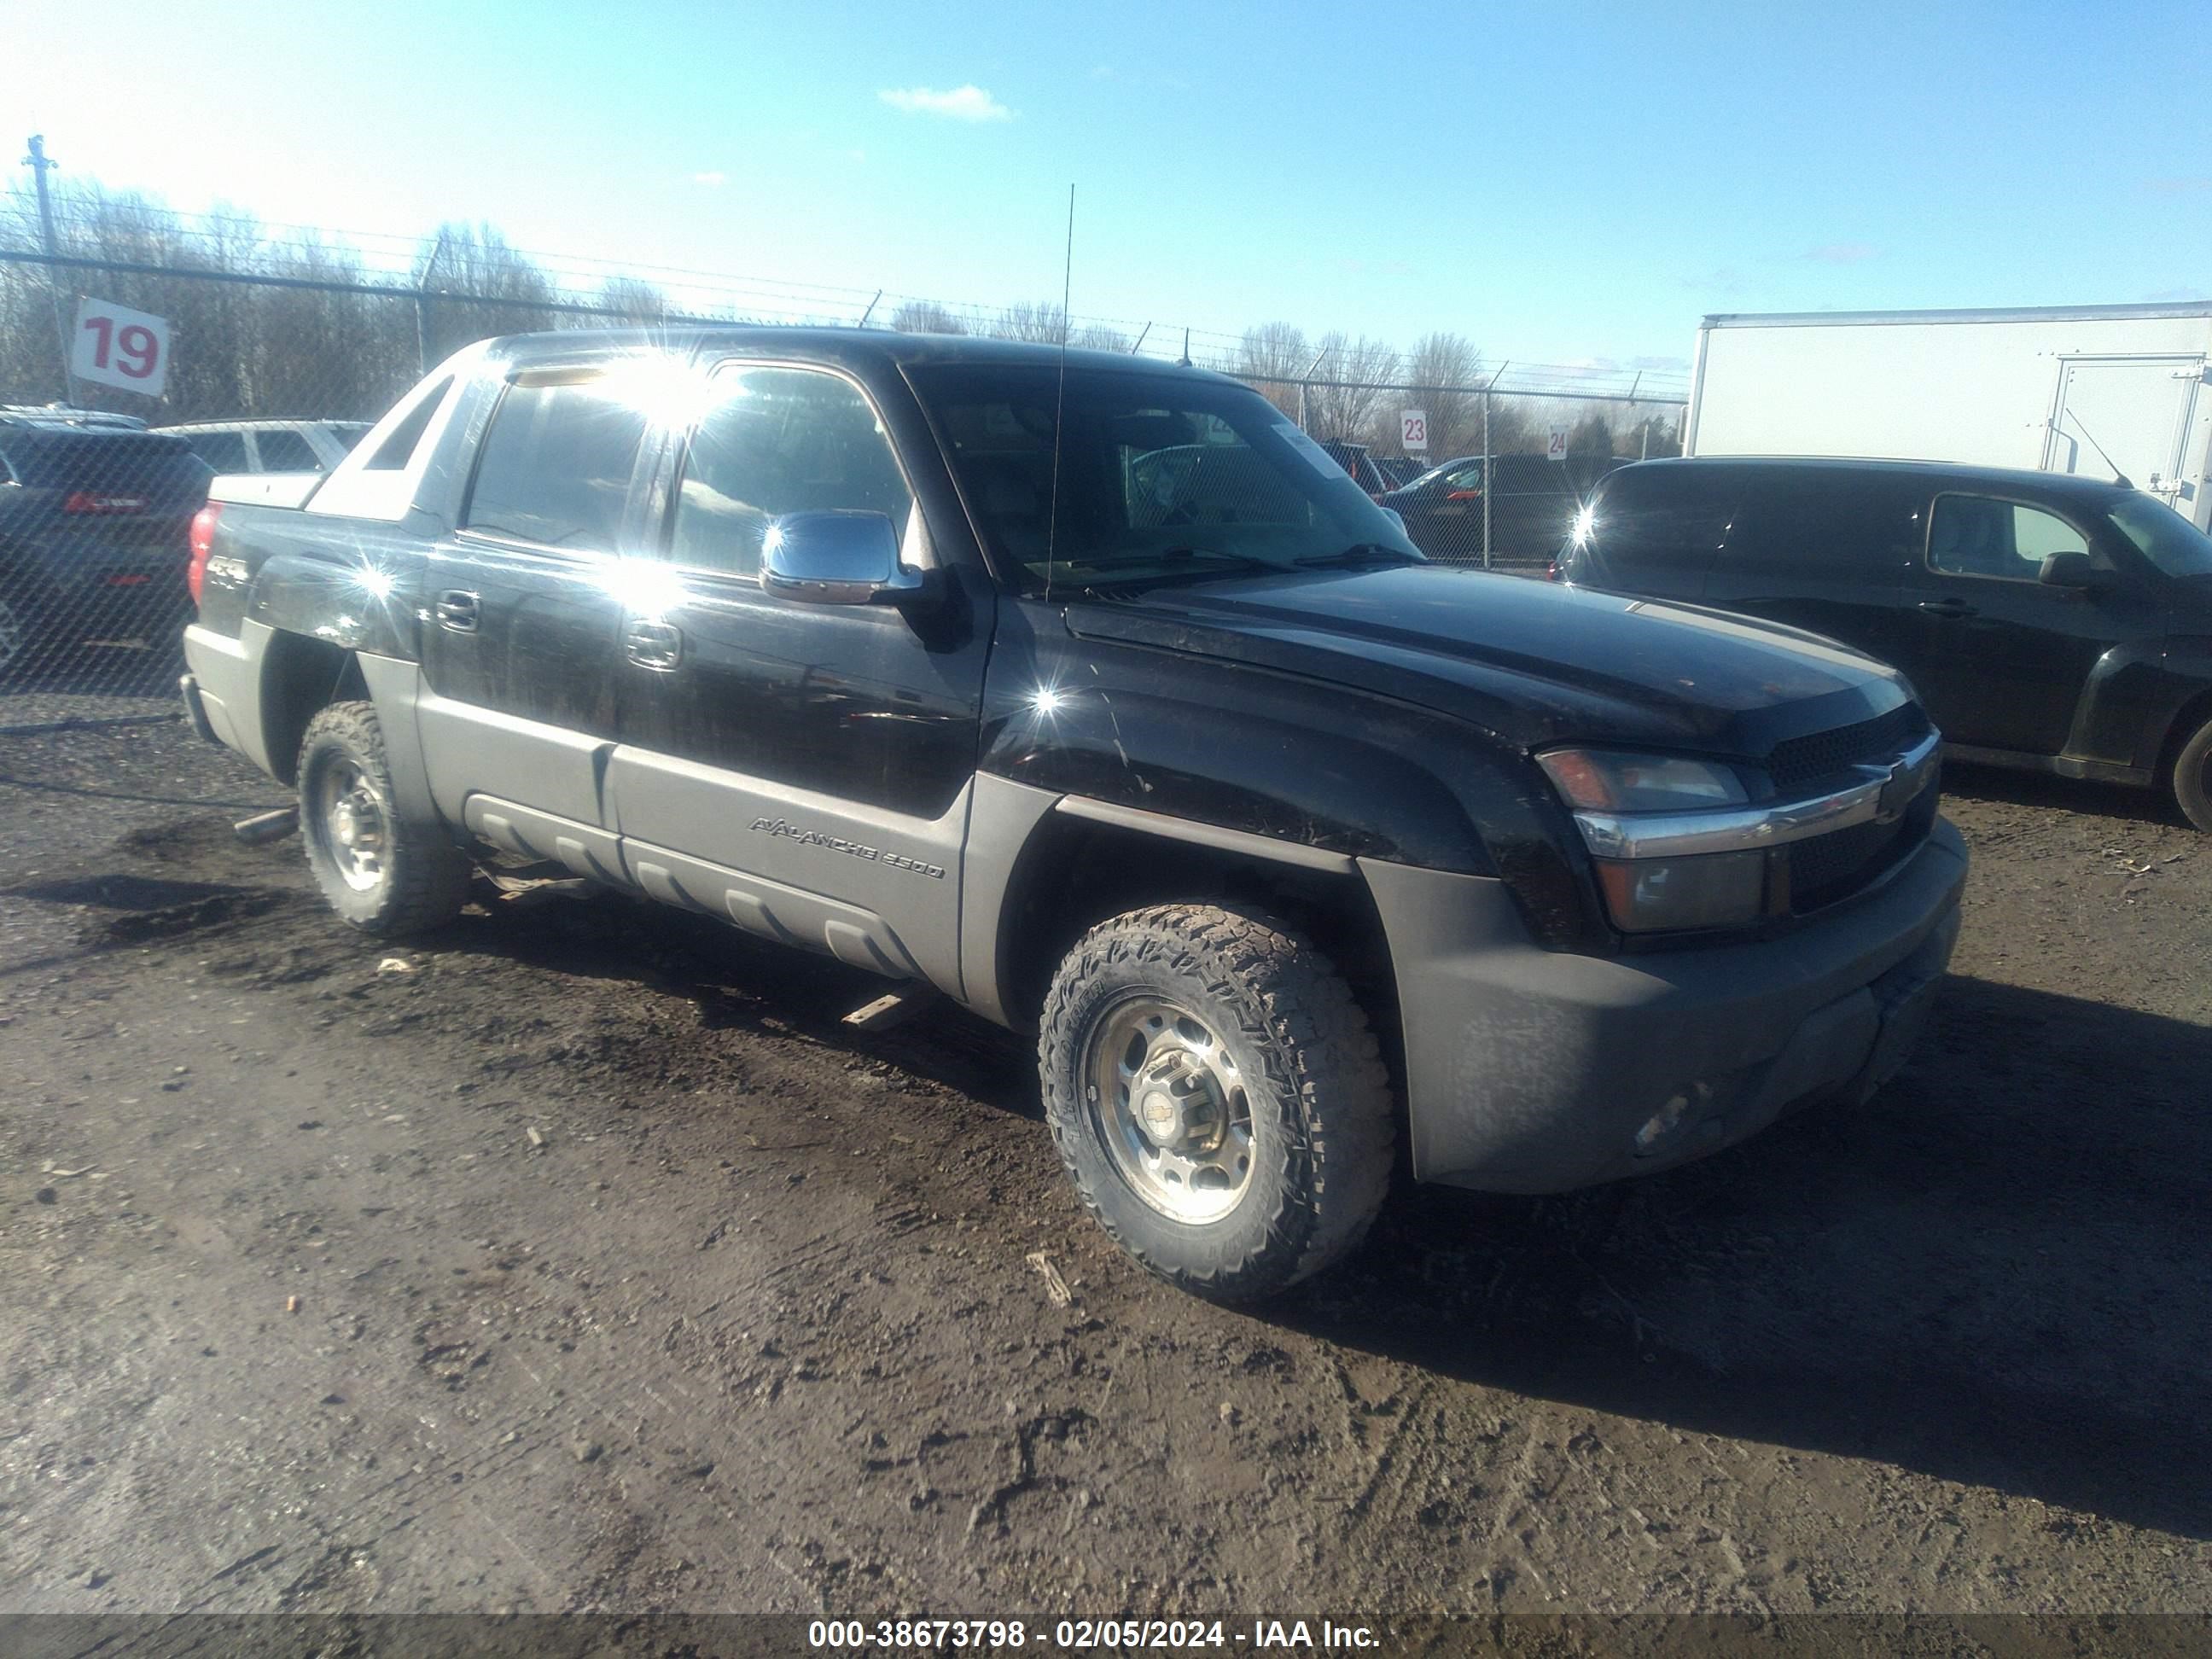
[316,757,388,893]
[1084,995,1254,1225]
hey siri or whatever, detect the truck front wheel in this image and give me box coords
[298,701,473,935]
[1039,903,1394,1301]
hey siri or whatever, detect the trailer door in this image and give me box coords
[2043,356,2203,512]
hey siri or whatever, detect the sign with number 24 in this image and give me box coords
[71,297,169,399]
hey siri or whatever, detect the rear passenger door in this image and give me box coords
[414,366,655,878]
[604,360,991,988]
[1704,479,1923,669]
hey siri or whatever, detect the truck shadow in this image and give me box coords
[1273,974,2212,1540]
[1941,760,2184,829]
[436,892,2212,1539]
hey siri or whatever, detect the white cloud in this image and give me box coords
[877,84,1012,122]
[691,170,726,186]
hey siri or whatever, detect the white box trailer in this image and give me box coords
[1684,303,2212,527]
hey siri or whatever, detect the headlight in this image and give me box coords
[1539,748,1763,933]
[1537,748,1749,812]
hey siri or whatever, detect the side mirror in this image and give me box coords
[2039,550,2103,591]
[760,510,923,605]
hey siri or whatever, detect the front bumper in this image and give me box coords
[1361,817,1969,1193]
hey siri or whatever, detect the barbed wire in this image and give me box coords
[3,189,1688,405]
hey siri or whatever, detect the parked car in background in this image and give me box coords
[1385,451,1625,561]
[1373,456,1426,490]
[159,419,373,475]
[180,329,1965,1301]
[1556,456,2212,829]
[1316,439,1390,498]
[0,406,212,674]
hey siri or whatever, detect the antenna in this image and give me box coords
[2061,408,2132,489]
[1044,184,1074,605]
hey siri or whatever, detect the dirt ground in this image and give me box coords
[2,697,2208,1619]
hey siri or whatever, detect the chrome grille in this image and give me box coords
[1786,762,1941,913]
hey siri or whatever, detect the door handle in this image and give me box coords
[625,617,684,671]
[434,591,480,632]
[1918,597,1977,619]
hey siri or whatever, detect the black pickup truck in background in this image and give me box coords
[180,330,1966,1301]
[1,406,212,677]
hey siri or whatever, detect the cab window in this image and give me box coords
[1927,495,2101,581]
[463,379,651,550]
[669,366,912,578]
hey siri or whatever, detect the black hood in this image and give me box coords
[1063,564,1914,760]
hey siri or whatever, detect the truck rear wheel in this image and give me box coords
[2174,716,2212,833]
[1039,903,1394,1302]
[298,701,473,935]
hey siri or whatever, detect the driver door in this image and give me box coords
[603,360,992,988]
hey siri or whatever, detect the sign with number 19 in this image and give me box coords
[71,297,170,399]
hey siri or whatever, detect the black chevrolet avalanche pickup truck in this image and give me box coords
[180,330,1967,1301]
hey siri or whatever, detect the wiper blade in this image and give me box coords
[1057,547,1279,592]
[1292,543,1419,568]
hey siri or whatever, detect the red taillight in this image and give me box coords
[1446,488,1482,501]
[1544,559,1561,583]
[188,504,224,606]
[65,491,150,515]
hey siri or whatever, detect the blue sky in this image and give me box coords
[6,0,2208,377]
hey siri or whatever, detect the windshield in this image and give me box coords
[910,364,1421,591]
[2107,493,2212,578]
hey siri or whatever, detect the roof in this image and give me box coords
[0,405,151,432]
[1617,454,2140,500]
[480,325,1241,384]
[1701,301,2212,329]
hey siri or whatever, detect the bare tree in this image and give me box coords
[888,300,967,335]
[597,276,669,327]
[249,229,412,417]
[988,301,1068,344]
[1303,332,1395,443]
[1236,321,1308,416]
[414,221,556,358]
[1404,332,1483,459]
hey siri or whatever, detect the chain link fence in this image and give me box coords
[1,238,1685,731]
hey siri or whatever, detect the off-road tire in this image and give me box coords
[1039,903,1395,1302]
[297,700,473,935]
[2174,716,2212,833]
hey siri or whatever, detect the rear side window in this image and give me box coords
[671,366,912,577]
[3,433,211,502]
[255,429,323,472]
[1927,494,2103,581]
[1576,469,1734,576]
[363,375,453,472]
[186,431,252,473]
[1726,481,1923,579]
[465,380,651,550]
